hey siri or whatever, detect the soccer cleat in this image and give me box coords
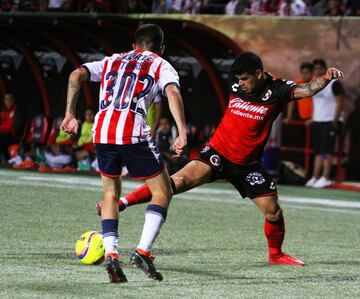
[104,255,128,283]
[268,253,305,266]
[312,176,332,189]
[96,199,126,216]
[305,176,317,187]
[130,250,163,281]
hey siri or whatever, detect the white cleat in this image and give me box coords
[305,177,317,188]
[312,176,332,188]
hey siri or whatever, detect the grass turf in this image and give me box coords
[0,169,359,298]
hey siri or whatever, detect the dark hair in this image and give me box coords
[313,58,327,68]
[230,52,263,79]
[135,24,164,53]
[300,62,314,72]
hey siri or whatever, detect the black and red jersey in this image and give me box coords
[209,73,296,164]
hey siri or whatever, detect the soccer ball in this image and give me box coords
[75,231,105,265]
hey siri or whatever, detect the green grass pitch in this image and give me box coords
[0,169,359,298]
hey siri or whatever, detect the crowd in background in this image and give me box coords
[0,0,359,16]
[1,56,360,181]
[0,93,213,175]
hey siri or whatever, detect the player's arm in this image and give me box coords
[61,67,89,134]
[165,84,187,156]
[293,67,344,99]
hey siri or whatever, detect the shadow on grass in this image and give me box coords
[312,260,360,266]
[160,265,359,284]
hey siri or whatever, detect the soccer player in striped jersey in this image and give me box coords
[97,52,344,267]
[61,24,187,283]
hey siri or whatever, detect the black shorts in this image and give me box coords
[312,121,338,155]
[196,146,277,199]
[94,142,164,180]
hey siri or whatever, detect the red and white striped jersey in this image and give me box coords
[82,49,179,145]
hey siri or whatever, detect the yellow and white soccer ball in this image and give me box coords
[75,231,105,265]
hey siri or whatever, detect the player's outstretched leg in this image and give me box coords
[96,160,213,215]
[101,175,127,283]
[252,195,305,266]
[96,183,154,215]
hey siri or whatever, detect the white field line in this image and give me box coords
[0,174,359,212]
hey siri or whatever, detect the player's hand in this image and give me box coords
[172,135,187,157]
[61,113,78,134]
[324,68,344,81]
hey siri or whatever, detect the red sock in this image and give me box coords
[122,184,152,207]
[264,218,285,257]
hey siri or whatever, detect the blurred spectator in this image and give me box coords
[39,116,75,171]
[155,117,181,174]
[225,0,250,15]
[310,0,329,16]
[345,0,360,16]
[127,0,151,13]
[200,0,228,14]
[74,108,95,171]
[305,58,345,188]
[285,62,314,122]
[262,0,281,15]
[184,0,204,14]
[279,0,309,16]
[166,0,203,14]
[0,0,19,11]
[48,0,65,10]
[0,93,23,163]
[152,0,174,13]
[81,0,111,12]
[325,0,344,16]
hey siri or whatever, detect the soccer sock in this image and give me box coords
[102,219,119,257]
[120,184,152,208]
[137,204,167,254]
[264,217,285,257]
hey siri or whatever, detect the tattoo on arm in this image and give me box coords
[66,79,80,114]
[293,76,330,99]
[66,71,83,115]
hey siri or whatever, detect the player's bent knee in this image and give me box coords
[266,208,283,222]
[151,189,172,202]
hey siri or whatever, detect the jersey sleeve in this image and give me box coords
[158,61,180,96]
[279,79,296,103]
[81,57,107,82]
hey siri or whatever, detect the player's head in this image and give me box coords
[230,52,265,94]
[159,117,171,133]
[313,58,327,77]
[3,93,15,110]
[84,108,94,123]
[134,24,165,55]
[300,62,314,82]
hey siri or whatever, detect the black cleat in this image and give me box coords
[130,250,163,281]
[104,256,128,283]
